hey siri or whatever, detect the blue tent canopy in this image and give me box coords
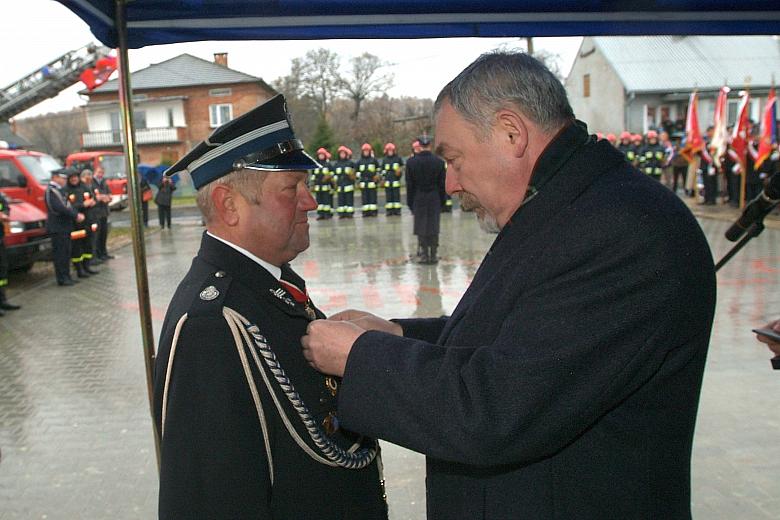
[59,1,780,48]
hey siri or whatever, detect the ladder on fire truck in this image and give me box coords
[0,43,112,121]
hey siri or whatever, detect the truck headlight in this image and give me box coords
[9,221,24,234]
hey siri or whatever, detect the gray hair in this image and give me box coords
[196,168,268,223]
[434,51,574,137]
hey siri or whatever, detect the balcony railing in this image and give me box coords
[82,127,183,148]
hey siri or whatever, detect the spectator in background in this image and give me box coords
[0,191,21,313]
[140,177,152,227]
[45,168,84,286]
[92,167,114,260]
[80,169,102,269]
[66,169,98,277]
[155,175,176,229]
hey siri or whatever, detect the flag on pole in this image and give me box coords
[80,55,118,91]
[755,86,777,170]
[710,86,730,167]
[730,91,751,161]
[680,91,704,163]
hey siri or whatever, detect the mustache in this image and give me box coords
[454,191,483,211]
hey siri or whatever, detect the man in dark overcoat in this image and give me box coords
[405,135,446,264]
[303,52,716,519]
[153,95,387,519]
[45,168,84,286]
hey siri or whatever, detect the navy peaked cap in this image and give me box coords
[165,94,319,189]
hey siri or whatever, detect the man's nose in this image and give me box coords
[445,170,461,195]
[300,186,318,211]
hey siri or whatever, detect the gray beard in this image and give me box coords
[455,192,500,234]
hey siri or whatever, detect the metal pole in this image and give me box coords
[115,0,161,471]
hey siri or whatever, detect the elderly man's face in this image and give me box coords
[237,170,317,265]
[435,101,502,233]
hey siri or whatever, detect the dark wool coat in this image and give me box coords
[338,122,717,519]
[406,150,446,237]
[153,233,387,520]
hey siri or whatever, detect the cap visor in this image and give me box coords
[246,150,320,171]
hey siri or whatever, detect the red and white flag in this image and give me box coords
[710,86,730,167]
[680,91,704,163]
[755,86,777,170]
[730,91,751,163]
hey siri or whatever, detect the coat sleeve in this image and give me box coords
[157,315,272,519]
[406,162,415,209]
[45,188,78,219]
[338,222,714,467]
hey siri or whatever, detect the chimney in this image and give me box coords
[214,53,228,67]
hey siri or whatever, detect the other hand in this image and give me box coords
[329,309,403,336]
[756,319,780,356]
[76,213,85,223]
[301,319,365,377]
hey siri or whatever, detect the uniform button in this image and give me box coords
[214,271,226,278]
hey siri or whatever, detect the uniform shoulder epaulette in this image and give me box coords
[187,270,233,318]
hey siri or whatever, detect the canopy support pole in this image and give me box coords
[115,0,161,472]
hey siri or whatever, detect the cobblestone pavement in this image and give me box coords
[1,206,778,519]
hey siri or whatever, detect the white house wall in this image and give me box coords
[85,100,185,132]
[565,37,625,135]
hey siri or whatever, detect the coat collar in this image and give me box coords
[491,120,626,250]
[197,232,320,319]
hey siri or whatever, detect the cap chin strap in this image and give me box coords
[232,139,305,170]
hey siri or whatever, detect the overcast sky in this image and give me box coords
[7,0,582,119]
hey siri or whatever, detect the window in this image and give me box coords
[0,160,23,187]
[167,108,175,127]
[210,103,233,127]
[583,74,591,98]
[18,155,60,185]
[209,88,232,97]
[134,110,147,130]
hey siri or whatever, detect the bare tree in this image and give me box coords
[339,53,394,121]
[299,48,342,117]
[13,109,87,160]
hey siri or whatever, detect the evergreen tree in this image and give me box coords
[309,115,336,156]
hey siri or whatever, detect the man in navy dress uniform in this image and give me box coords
[153,94,387,519]
[303,52,716,519]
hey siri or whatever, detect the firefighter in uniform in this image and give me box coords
[380,143,404,216]
[333,145,356,218]
[0,191,21,314]
[153,94,387,519]
[45,168,84,286]
[65,169,99,278]
[638,130,666,182]
[311,147,334,220]
[356,143,380,217]
[93,167,114,260]
[617,131,638,166]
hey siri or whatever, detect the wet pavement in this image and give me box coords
[1,204,778,519]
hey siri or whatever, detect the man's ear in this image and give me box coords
[211,184,239,226]
[496,109,529,158]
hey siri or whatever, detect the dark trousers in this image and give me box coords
[158,204,172,228]
[96,216,109,257]
[142,201,149,227]
[0,242,8,288]
[362,187,377,213]
[703,172,718,203]
[51,231,72,283]
[672,166,687,193]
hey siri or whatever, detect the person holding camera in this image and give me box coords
[155,175,176,229]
